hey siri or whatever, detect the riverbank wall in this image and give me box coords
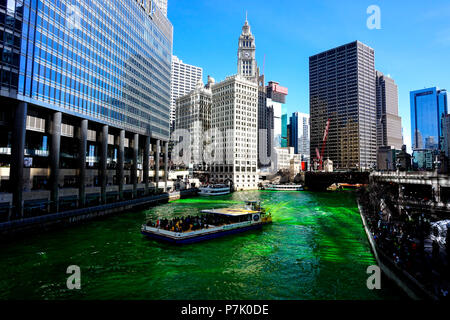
[357,200,438,300]
[0,189,198,240]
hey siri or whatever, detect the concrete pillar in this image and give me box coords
[398,182,404,216]
[10,102,27,219]
[155,139,160,190]
[99,125,108,204]
[79,119,88,207]
[50,111,62,212]
[433,179,441,203]
[118,129,125,201]
[132,133,139,198]
[143,135,150,195]
[164,141,169,191]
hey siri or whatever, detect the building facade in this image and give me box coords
[410,87,448,151]
[210,75,258,190]
[377,146,400,171]
[266,81,287,148]
[412,149,434,171]
[153,0,168,16]
[442,114,450,159]
[206,18,259,190]
[174,77,213,171]
[376,71,403,149]
[289,112,310,162]
[0,0,173,219]
[170,55,203,132]
[272,147,301,173]
[309,41,377,170]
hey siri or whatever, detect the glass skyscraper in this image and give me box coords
[289,112,310,159]
[0,0,173,219]
[1,0,172,138]
[410,87,448,151]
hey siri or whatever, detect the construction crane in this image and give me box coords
[315,119,331,171]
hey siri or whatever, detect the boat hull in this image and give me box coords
[198,191,231,196]
[141,223,268,245]
[264,186,303,191]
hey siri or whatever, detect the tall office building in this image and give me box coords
[257,76,271,168]
[175,77,214,171]
[267,81,288,148]
[410,87,448,151]
[376,71,403,149]
[210,75,258,190]
[258,81,287,171]
[309,41,377,170]
[153,0,168,16]
[209,18,259,190]
[289,112,310,161]
[170,56,203,132]
[0,0,173,218]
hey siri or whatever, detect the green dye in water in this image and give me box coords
[0,191,402,300]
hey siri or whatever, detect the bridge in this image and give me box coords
[370,171,450,214]
[303,171,370,190]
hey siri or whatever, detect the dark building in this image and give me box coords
[309,41,377,170]
[377,146,399,171]
[0,0,173,220]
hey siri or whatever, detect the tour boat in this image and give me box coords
[141,201,272,244]
[198,184,231,196]
[264,184,303,191]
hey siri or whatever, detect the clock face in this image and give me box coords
[244,52,250,58]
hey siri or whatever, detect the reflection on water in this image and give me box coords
[0,191,401,300]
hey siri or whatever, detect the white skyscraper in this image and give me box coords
[210,75,259,190]
[207,18,260,190]
[175,77,214,171]
[170,55,203,131]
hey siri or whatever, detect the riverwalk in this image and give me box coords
[357,187,449,300]
[0,189,198,239]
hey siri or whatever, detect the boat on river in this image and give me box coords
[264,184,303,191]
[141,201,272,244]
[198,184,231,196]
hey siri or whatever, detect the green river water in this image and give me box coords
[0,191,402,300]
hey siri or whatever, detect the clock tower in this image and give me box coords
[238,15,258,83]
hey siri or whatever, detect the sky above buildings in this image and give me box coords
[169,0,450,151]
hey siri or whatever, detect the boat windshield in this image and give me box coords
[245,201,261,211]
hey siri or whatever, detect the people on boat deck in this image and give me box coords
[146,214,240,232]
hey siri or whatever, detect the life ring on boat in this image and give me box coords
[253,214,260,222]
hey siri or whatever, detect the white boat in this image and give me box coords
[198,184,231,196]
[264,184,303,191]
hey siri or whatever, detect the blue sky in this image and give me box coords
[168,0,450,151]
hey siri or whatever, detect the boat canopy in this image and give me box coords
[201,208,259,216]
